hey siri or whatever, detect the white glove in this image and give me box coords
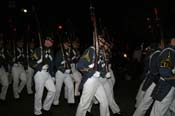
[52,77,55,82]
[72,56,76,60]
[65,69,71,74]
[105,72,111,78]
[37,56,43,64]
[42,64,48,71]
[172,67,175,74]
[61,60,66,64]
[88,63,94,68]
[102,63,105,68]
[93,71,100,78]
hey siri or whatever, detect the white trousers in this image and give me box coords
[108,64,116,88]
[12,64,27,99]
[108,66,116,96]
[169,96,175,113]
[26,66,34,94]
[150,87,175,116]
[0,67,9,100]
[133,82,156,116]
[135,79,146,108]
[53,70,75,105]
[34,70,56,115]
[101,77,120,114]
[71,70,82,96]
[76,77,110,116]
[71,63,82,96]
[88,77,120,114]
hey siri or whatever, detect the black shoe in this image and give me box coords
[75,96,80,100]
[75,96,80,103]
[68,103,77,109]
[86,112,94,116]
[42,109,52,116]
[0,99,7,105]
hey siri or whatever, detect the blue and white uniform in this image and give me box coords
[133,48,161,116]
[0,45,9,101]
[150,45,175,116]
[11,45,27,99]
[32,46,56,116]
[75,46,110,116]
[53,46,75,105]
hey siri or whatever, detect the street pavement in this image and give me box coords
[0,72,144,116]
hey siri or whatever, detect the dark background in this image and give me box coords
[0,0,175,54]
[0,1,175,116]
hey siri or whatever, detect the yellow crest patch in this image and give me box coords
[82,51,90,62]
[32,52,38,60]
[160,51,173,69]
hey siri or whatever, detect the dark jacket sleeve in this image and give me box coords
[77,46,95,78]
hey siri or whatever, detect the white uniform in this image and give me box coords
[53,46,75,105]
[135,78,146,108]
[88,76,121,114]
[53,70,75,105]
[150,47,175,116]
[0,66,9,100]
[0,47,9,101]
[25,48,35,95]
[75,46,110,116]
[12,63,27,99]
[150,86,175,116]
[71,63,82,96]
[34,69,56,115]
[25,66,34,94]
[133,82,156,116]
[108,64,116,96]
[76,76,110,116]
[133,49,161,116]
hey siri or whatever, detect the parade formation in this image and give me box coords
[1,1,175,116]
[0,1,123,116]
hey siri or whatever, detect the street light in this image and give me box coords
[21,8,28,13]
[57,25,62,30]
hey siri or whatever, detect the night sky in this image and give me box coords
[1,0,175,45]
[33,0,144,45]
[0,1,143,38]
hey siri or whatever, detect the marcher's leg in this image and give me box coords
[64,74,75,104]
[76,77,99,116]
[43,78,56,111]
[95,84,110,116]
[53,71,64,105]
[103,79,120,114]
[18,71,27,93]
[133,82,155,116]
[34,72,45,115]
[150,87,175,116]
[0,72,9,100]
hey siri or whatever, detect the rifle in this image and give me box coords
[102,27,111,73]
[12,35,16,63]
[89,0,99,71]
[60,42,71,70]
[32,5,43,65]
[25,24,30,69]
[103,48,110,73]
[164,76,175,80]
[60,42,66,68]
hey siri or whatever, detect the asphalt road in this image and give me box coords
[0,70,144,116]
